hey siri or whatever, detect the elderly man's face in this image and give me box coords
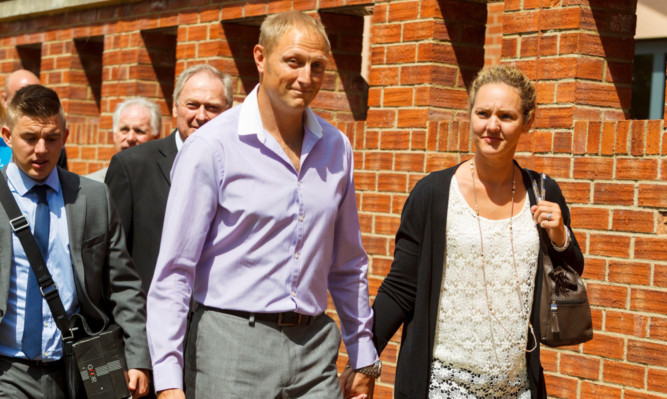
[1,115,68,182]
[172,72,227,140]
[255,26,328,114]
[113,104,155,152]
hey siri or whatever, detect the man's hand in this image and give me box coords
[156,388,186,399]
[339,367,375,399]
[127,368,150,398]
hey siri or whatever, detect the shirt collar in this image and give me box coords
[6,161,61,197]
[175,130,184,152]
[238,84,324,143]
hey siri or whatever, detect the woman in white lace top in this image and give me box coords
[371,66,584,399]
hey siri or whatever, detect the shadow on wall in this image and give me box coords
[438,0,487,90]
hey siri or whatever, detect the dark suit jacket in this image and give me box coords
[0,166,151,370]
[105,131,178,292]
[372,162,584,399]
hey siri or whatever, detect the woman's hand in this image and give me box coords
[531,200,567,247]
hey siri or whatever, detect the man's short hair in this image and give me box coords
[6,84,65,130]
[259,11,331,57]
[113,97,162,136]
[173,64,234,110]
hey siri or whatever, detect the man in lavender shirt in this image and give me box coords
[147,11,379,399]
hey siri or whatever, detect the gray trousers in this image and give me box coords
[184,306,343,399]
[0,356,66,399]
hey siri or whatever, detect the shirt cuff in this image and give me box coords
[152,362,184,392]
[347,337,379,369]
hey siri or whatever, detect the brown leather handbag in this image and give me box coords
[539,239,593,347]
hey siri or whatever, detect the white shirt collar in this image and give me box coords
[174,130,184,152]
[238,84,324,143]
[6,161,61,197]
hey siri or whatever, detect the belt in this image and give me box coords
[0,355,63,368]
[215,308,318,327]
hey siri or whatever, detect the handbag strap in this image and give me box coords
[0,172,73,341]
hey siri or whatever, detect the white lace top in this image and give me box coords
[430,176,540,398]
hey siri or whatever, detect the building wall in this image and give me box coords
[1,1,665,398]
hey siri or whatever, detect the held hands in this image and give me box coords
[339,367,375,399]
[127,368,150,398]
[531,200,567,248]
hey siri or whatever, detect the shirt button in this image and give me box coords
[43,352,48,357]
[43,321,49,327]
[294,252,300,259]
[297,181,302,187]
[291,291,296,298]
[298,215,304,222]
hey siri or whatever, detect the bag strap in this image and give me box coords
[0,172,73,342]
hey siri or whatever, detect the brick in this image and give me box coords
[553,131,573,153]
[385,44,416,64]
[372,23,401,44]
[368,66,399,86]
[574,157,615,180]
[558,181,591,204]
[378,172,407,192]
[502,37,518,58]
[502,10,539,34]
[364,152,393,171]
[375,215,401,236]
[580,381,622,399]
[656,265,667,289]
[616,158,658,181]
[361,193,390,213]
[647,368,667,394]
[576,57,605,81]
[582,257,606,281]
[605,309,649,337]
[534,106,573,129]
[388,1,420,22]
[624,389,666,399]
[612,210,655,234]
[638,184,667,208]
[544,374,578,399]
[587,282,628,309]
[354,171,376,191]
[630,120,646,156]
[538,57,577,80]
[648,316,667,341]
[367,109,396,128]
[587,121,602,154]
[645,120,662,155]
[362,234,390,256]
[560,353,600,380]
[635,237,667,262]
[602,359,645,389]
[583,332,625,359]
[570,206,609,230]
[394,153,424,172]
[397,109,428,128]
[614,120,630,155]
[627,339,667,366]
[631,288,667,316]
[593,183,634,206]
[609,257,651,288]
[379,131,409,150]
[575,81,628,109]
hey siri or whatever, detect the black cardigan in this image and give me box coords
[372,162,584,399]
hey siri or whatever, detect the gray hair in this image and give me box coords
[112,97,162,136]
[173,64,233,109]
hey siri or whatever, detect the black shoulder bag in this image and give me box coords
[0,173,130,399]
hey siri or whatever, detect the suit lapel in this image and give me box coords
[157,131,179,185]
[58,169,90,304]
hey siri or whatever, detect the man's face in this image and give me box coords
[255,27,328,114]
[113,104,155,152]
[1,115,68,182]
[172,72,227,140]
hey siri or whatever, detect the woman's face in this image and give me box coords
[470,82,531,160]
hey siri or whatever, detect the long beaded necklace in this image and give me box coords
[470,160,537,353]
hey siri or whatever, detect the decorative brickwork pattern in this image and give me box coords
[0,1,665,398]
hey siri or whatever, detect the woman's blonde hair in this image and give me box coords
[468,65,536,122]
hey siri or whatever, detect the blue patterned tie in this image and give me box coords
[22,184,49,359]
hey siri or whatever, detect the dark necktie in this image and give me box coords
[22,184,49,359]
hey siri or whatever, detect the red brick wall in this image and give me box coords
[1,1,665,398]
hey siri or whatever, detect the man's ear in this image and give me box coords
[253,44,266,75]
[1,125,11,148]
[62,127,69,145]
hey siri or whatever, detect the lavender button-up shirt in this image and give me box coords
[147,86,377,391]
